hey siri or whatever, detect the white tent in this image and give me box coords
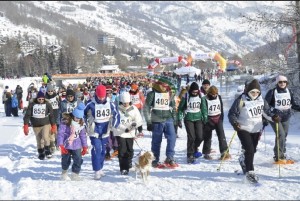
[174,66,201,76]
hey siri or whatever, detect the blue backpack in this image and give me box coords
[11,96,18,108]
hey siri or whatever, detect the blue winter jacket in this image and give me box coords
[84,96,120,137]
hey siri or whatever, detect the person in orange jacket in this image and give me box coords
[129,83,145,137]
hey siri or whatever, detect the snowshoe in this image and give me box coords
[203,154,213,160]
[220,152,231,160]
[111,150,118,158]
[187,156,196,164]
[164,158,179,168]
[245,171,259,184]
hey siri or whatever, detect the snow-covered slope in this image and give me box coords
[0,1,291,57]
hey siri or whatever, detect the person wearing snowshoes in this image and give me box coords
[177,82,207,164]
[23,91,57,160]
[228,79,268,184]
[202,86,231,160]
[264,75,300,164]
[143,76,178,168]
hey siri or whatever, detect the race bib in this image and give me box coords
[153,92,169,110]
[207,98,221,116]
[120,112,133,126]
[49,97,59,109]
[94,102,111,123]
[244,101,264,118]
[32,104,46,118]
[66,102,77,113]
[186,96,201,113]
[274,89,291,110]
[131,94,141,105]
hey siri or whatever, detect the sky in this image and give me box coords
[0,75,300,200]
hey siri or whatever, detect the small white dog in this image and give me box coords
[134,151,155,184]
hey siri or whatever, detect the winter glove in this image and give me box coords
[23,124,29,136]
[233,122,241,131]
[178,121,182,129]
[59,145,69,155]
[147,124,153,131]
[81,147,88,156]
[51,124,57,134]
[272,114,280,123]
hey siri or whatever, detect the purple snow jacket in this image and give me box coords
[57,122,88,150]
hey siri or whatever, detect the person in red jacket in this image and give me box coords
[129,83,145,137]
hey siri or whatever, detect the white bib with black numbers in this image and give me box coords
[49,97,59,109]
[207,97,221,116]
[274,89,291,110]
[66,102,77,113]
[186,96,201,113]
[131,94,141,105]
[120,111,133,127]
[94,102,111,123]
[71,121,83,140]
[32,104,47,118]
[244,98,264,119]
[153,92,169,110]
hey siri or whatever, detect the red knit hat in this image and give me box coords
[96,85,107,98]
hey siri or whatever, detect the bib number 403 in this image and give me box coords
[155,98,168,105]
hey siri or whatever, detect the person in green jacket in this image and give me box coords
[143,76,178,168]
[177,82,207,164]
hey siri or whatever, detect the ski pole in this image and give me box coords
[276,122,281,178]
[264,128,266,152]
[217,131,237,171]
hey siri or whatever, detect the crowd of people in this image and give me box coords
[2,72,299,184]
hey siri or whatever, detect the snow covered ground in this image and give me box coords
[0,76,300,200]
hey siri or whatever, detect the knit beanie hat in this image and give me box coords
[246,79,261,93]
[37,91,45,99]
[72,102,85,119]
[202,79,210,85]
[207,85,218,95]
[119,92,131,103]
[189,82,199,91]
[47,84,54,92]
[66,89,75,97]
[96,85,107,98]
[276,75,288,83]
[131,84,139,91]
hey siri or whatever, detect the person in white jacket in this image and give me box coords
[112,92,143,175]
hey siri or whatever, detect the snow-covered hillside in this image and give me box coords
[0,1,292,57]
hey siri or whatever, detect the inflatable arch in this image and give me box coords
[148,52,227,72]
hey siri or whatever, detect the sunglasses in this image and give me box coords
[37,98,45,101]
[278,81,287,84]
